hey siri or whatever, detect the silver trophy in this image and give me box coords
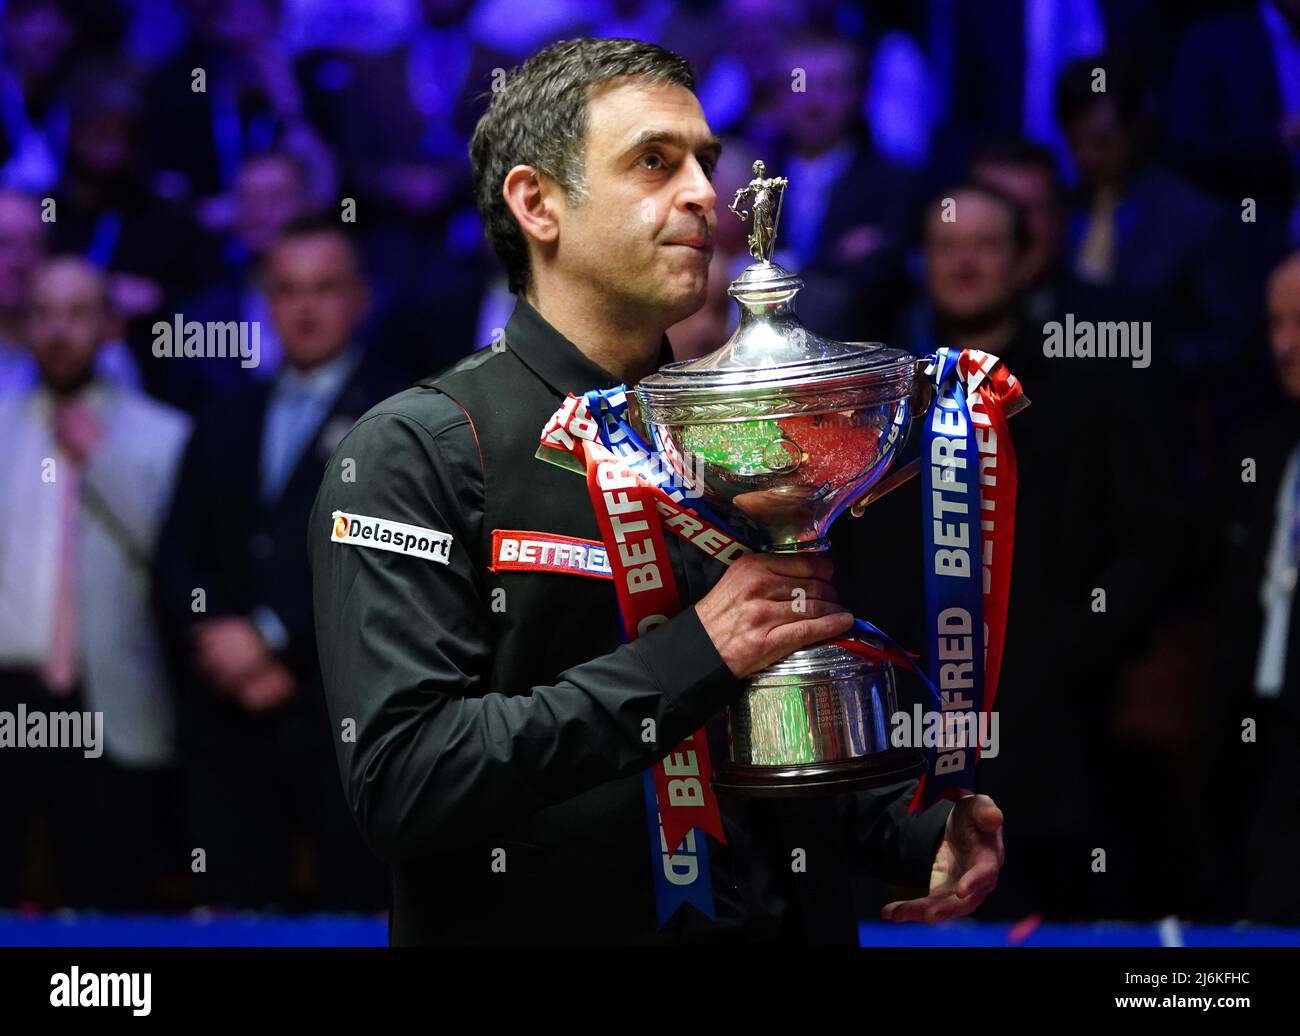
[634,160,935,795]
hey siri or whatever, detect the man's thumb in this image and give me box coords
[974,797,1004,831]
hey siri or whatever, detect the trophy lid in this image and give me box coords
[639,160,913,416]
[638,258,914,413]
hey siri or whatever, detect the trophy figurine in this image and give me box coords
[729,159,788,262]
[634,159,936,795]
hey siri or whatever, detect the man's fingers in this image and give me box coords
[884,891,983,924]
[939,893,983,921]
[882,893,950,923]
[956,857,999,899]
[763,577,841,604]
[973,796,1005,832]
[965,795,1005,864]
[769,610,854,655]
[881,898,926,923]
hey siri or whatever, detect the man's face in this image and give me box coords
[0,195,44,312]
[26,260,108,391]
[237,156,307,256]
[263,234,369,370]
[972,161,1060,284]
[552,80,718,326]
[1064,99,1134,193]
[924,191,1020,326]
[777,42,862,154]
[3,2,72,80]
[1268,258,1300,401]
[69,109,134,177]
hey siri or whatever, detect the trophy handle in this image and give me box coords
[909,356,935,422]
[847,361,1030,517]
[847,358,933,518]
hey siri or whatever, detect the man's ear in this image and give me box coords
[502,165,560,246]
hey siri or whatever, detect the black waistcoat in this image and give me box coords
[409,297,855,945]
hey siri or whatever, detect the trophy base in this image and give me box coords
[712,748,924,798]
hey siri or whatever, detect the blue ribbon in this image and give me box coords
[581,386,746,540]
[641,769,715,926]
[851,618,941,709]
[583,390,721,927]
[918,348,985,802]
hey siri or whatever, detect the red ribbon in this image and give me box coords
[909,348,1022,811]
[580,439,728,853]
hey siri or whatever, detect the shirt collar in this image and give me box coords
[274,346,359,400]
[504,293,674,397]
[34,377,111,419]
[788,139,856,180]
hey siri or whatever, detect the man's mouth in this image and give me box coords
[665,236,712,251]
[664,222,712,246]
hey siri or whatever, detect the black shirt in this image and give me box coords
[308,295,953,945]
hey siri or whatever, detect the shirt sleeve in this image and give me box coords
[308,397,744,864]
[840,779,953,887]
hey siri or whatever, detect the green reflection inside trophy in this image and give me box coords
[747,679,817,765]
[679,419,782,474]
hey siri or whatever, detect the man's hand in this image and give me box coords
[883,793,1005,923]
[236,658,297,712]
[191,617,272,693]
[694,552,854,678]
[53,400,104,464]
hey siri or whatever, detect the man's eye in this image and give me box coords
[639,153,666,171]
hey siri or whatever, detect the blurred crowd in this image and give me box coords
[0,0,1297,924]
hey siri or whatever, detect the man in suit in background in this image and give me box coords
[770,30,921,342]
[0,256,191,909]
[1162,0,1299,254]
[1203,250,1300,924]
[155,216,397,911]
[969,137,1068,327]
[1055,55,1256,507]
[838,184,1171,920]
[162,150,316,414]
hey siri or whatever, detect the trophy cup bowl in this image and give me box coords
[635,225,933,795]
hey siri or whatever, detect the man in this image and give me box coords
[0,0,75,194]
[970,138,1067,327]
[1055,56,1257,505]
[933,0,1174,181]
[900,183,1035,360]
[142,0,334,207]
[0,257,191,908]
[50,71,222,402]
[162,151,316,412]
[769,31,920,341]
[1202,251,1300,924]
[155,217,397,910]
[1163,0,1299,249]
[0,191,141,394]
[841,184,1170,918]
[330,0,506,226]
[310,37,1004,946]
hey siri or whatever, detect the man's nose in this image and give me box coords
[678,157,717,217]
